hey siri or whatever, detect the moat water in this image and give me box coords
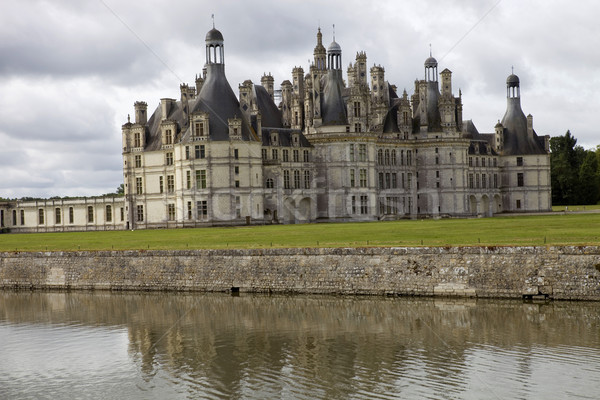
[1,292,599,399]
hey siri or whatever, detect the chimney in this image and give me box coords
[527,114,534,139]
[134,101,148,125]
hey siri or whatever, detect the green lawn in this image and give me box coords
[1,213,599,251]
[551,204,600,212]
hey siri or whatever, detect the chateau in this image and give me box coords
[0,26,551,233]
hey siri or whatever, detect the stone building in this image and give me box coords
[0,25,551,233]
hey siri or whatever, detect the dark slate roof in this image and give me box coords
[507,74,520,86]
[426,81,442,131]
[261,128,312,148]
[425,56,437,67]
[462,119,479,139]
[206,28,224,42]
[382,99,401,133]
[190,64,254,141]
[144,101,185,151]
[321,70,348,126]
[501,98,546,155]
[254,85,283,129]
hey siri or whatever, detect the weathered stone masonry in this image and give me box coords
[1,246,599,300]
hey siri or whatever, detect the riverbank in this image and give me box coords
[1,246,599,300]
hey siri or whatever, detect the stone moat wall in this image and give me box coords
[1,246,600,300]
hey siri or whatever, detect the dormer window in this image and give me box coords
[271,132,278,145]
[196,122,204,136]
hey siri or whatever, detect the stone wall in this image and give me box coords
[1,246,599,300]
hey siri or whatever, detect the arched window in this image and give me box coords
[377,149,383,165]
[384,149,390,165]
[391,150,396,165]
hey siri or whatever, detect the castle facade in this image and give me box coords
[0,26,550,233]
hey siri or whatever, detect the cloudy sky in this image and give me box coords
[1,0,598,198]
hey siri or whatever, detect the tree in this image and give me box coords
[116,184,124,195]
[578,151,600,205]
[550,130,579,205]
[550,130,600,205]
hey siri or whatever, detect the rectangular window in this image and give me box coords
[20,209,25,225]
[303,150,309,162]
[469,174,474,189]
[87,206,93,223]
[354,101,361,117]
[385,173,391,189]
[379,172,384,189]
[359,169,367,187]
[349,144,355,161]
[69,207,74,224]
[167,175,175,193]
[136,177,143,195]
[136,205,144,222]
[234,166,239,175]
[106,205,112,222]
[283,170,290,189]
[476,174,480,188]
[494,174,498,188]
[272,149,278,160]
[494,158,497,167]
[517,172,524,187]
[469,157,473,167]
[482,173,487,188]
[195,145,206,159]
[350,169,356,187]
[187,201,192,220]
[355,123,361,133]
[516,157,523,166]
[55,208,61,224]
[166,152,173,165]
[165,129,173,145]
[436,170,440,178]
[168,204,175,221]
[135,155,142,168]
[482,158,486,167]
[234,149,239,159]
[476,157,479,167]
[120,207,124,222]
[262,148,267,160]
[283,149,289,162]
[392,173,397,189]
[516,199,521,209]
[196,122,204,136]
[407,173,412,189]
[197,200,208,219]
[235,180,240,188]
[293,150,299,162]
[186,170,191,189]
[304,170,310,189]
[360,195,368,215]
[351,196,356,214]
[294,170,301,189]
[134,132,141,147]
[185,146,190,160]
[359,144,367,161]
[159,176,164,193]
[196,170,207,189]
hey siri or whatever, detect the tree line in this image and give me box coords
[550,130,600,205]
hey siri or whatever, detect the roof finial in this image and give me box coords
[127,114,130,123]
[429,43,432,57]
[511,65,514,74]
[211,14,215,29]
[333,23,335,41]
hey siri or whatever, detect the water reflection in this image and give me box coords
[1,292,599,399]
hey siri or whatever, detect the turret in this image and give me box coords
[313,28,326,71]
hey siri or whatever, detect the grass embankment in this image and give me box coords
[1,213,599,252]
